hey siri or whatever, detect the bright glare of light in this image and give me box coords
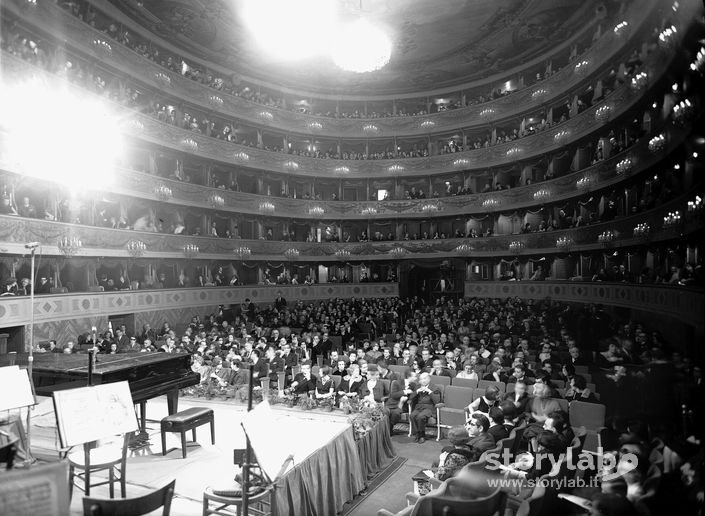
[0,79,121,189]
[242,0,337,60]
[332,19,392,73]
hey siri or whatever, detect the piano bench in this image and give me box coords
[160,407,215,459]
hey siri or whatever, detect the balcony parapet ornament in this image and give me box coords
[598,231,616,244]
[455,243,473,256]
[616,158,633,175]
[183,244,200,258]
[182,138,198,152]
[663,210,681,228]
[92,39,112,56]
[630,72,648,91]
[258,201,275,213]
[509,241,525,254]
[533,189,552,203]
[482,198,501,210]
[613,20,629,38]
[233,246,251,259]
[574,60,590,77]
[208,95,224,108]
[576,176,593,190]
[556,236,573,250]
[658,25,677,49]
[648,134,666,153]
[126,239,147,257]
[208,192,225,208]
[633,223,650,238]
[594,105,612,122]
[672,99,694,127]
[388,247,408,257]
[687,195,703,215]
[154,72,171,87]
[154,184,173,200]
[335,249,351,260]
[58,236,82,257]
[284,248,300,260]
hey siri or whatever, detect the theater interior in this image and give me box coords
[0,0,704,515]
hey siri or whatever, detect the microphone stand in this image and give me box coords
[23,244,38,465]
[241,363,255,516]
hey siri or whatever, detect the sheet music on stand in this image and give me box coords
[52,381,138,448]
[240,401,295,484]
[0,366,36,412]
[0,462,70,516]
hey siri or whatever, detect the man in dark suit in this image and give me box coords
[503,380,531,415]
[114,328,130,353]
[249,349,269,385]
[409,372,442,444]
[386,370,417,434]
[465,413,496,461]
[281,342,298,381]
[265,346,285,389]
[377,360,398,382]
[429,359,452,378]
[396,348,414,368]
[274,291,287,311]
[487,407,509,443]
[289,360,318,395]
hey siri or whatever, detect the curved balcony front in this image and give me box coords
[3,0,665,138]
[464,281,704,329]
[0,190,700,261]
[0,121,687,221]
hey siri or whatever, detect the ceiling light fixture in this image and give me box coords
[332,19,391,73]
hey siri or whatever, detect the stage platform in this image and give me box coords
[21,394,395,515]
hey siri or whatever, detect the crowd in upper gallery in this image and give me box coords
[57,0,610,119]
[0,7,656,163]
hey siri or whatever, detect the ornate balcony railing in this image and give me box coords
[464,281,704,328]
[0,119,690,221]
[0,283,400,332]
[0,25,682,179]
[2,0,666,138]
[0,190,700,261]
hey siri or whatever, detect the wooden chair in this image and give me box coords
[331,375,342,389]
[450,377,478,389]
[68,434,130,500]
[82,479,175,516]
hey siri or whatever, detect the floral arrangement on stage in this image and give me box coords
[318,396,336,412]
[297,392,318,411]
[348,401,385,440]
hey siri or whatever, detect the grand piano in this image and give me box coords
[30,352,200,430]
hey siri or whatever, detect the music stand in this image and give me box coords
[0,366,36,464]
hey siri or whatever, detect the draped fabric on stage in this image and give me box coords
[357,416,396,481]
[274,418,396,516]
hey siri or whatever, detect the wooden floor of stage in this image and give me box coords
[23,395,445,516]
